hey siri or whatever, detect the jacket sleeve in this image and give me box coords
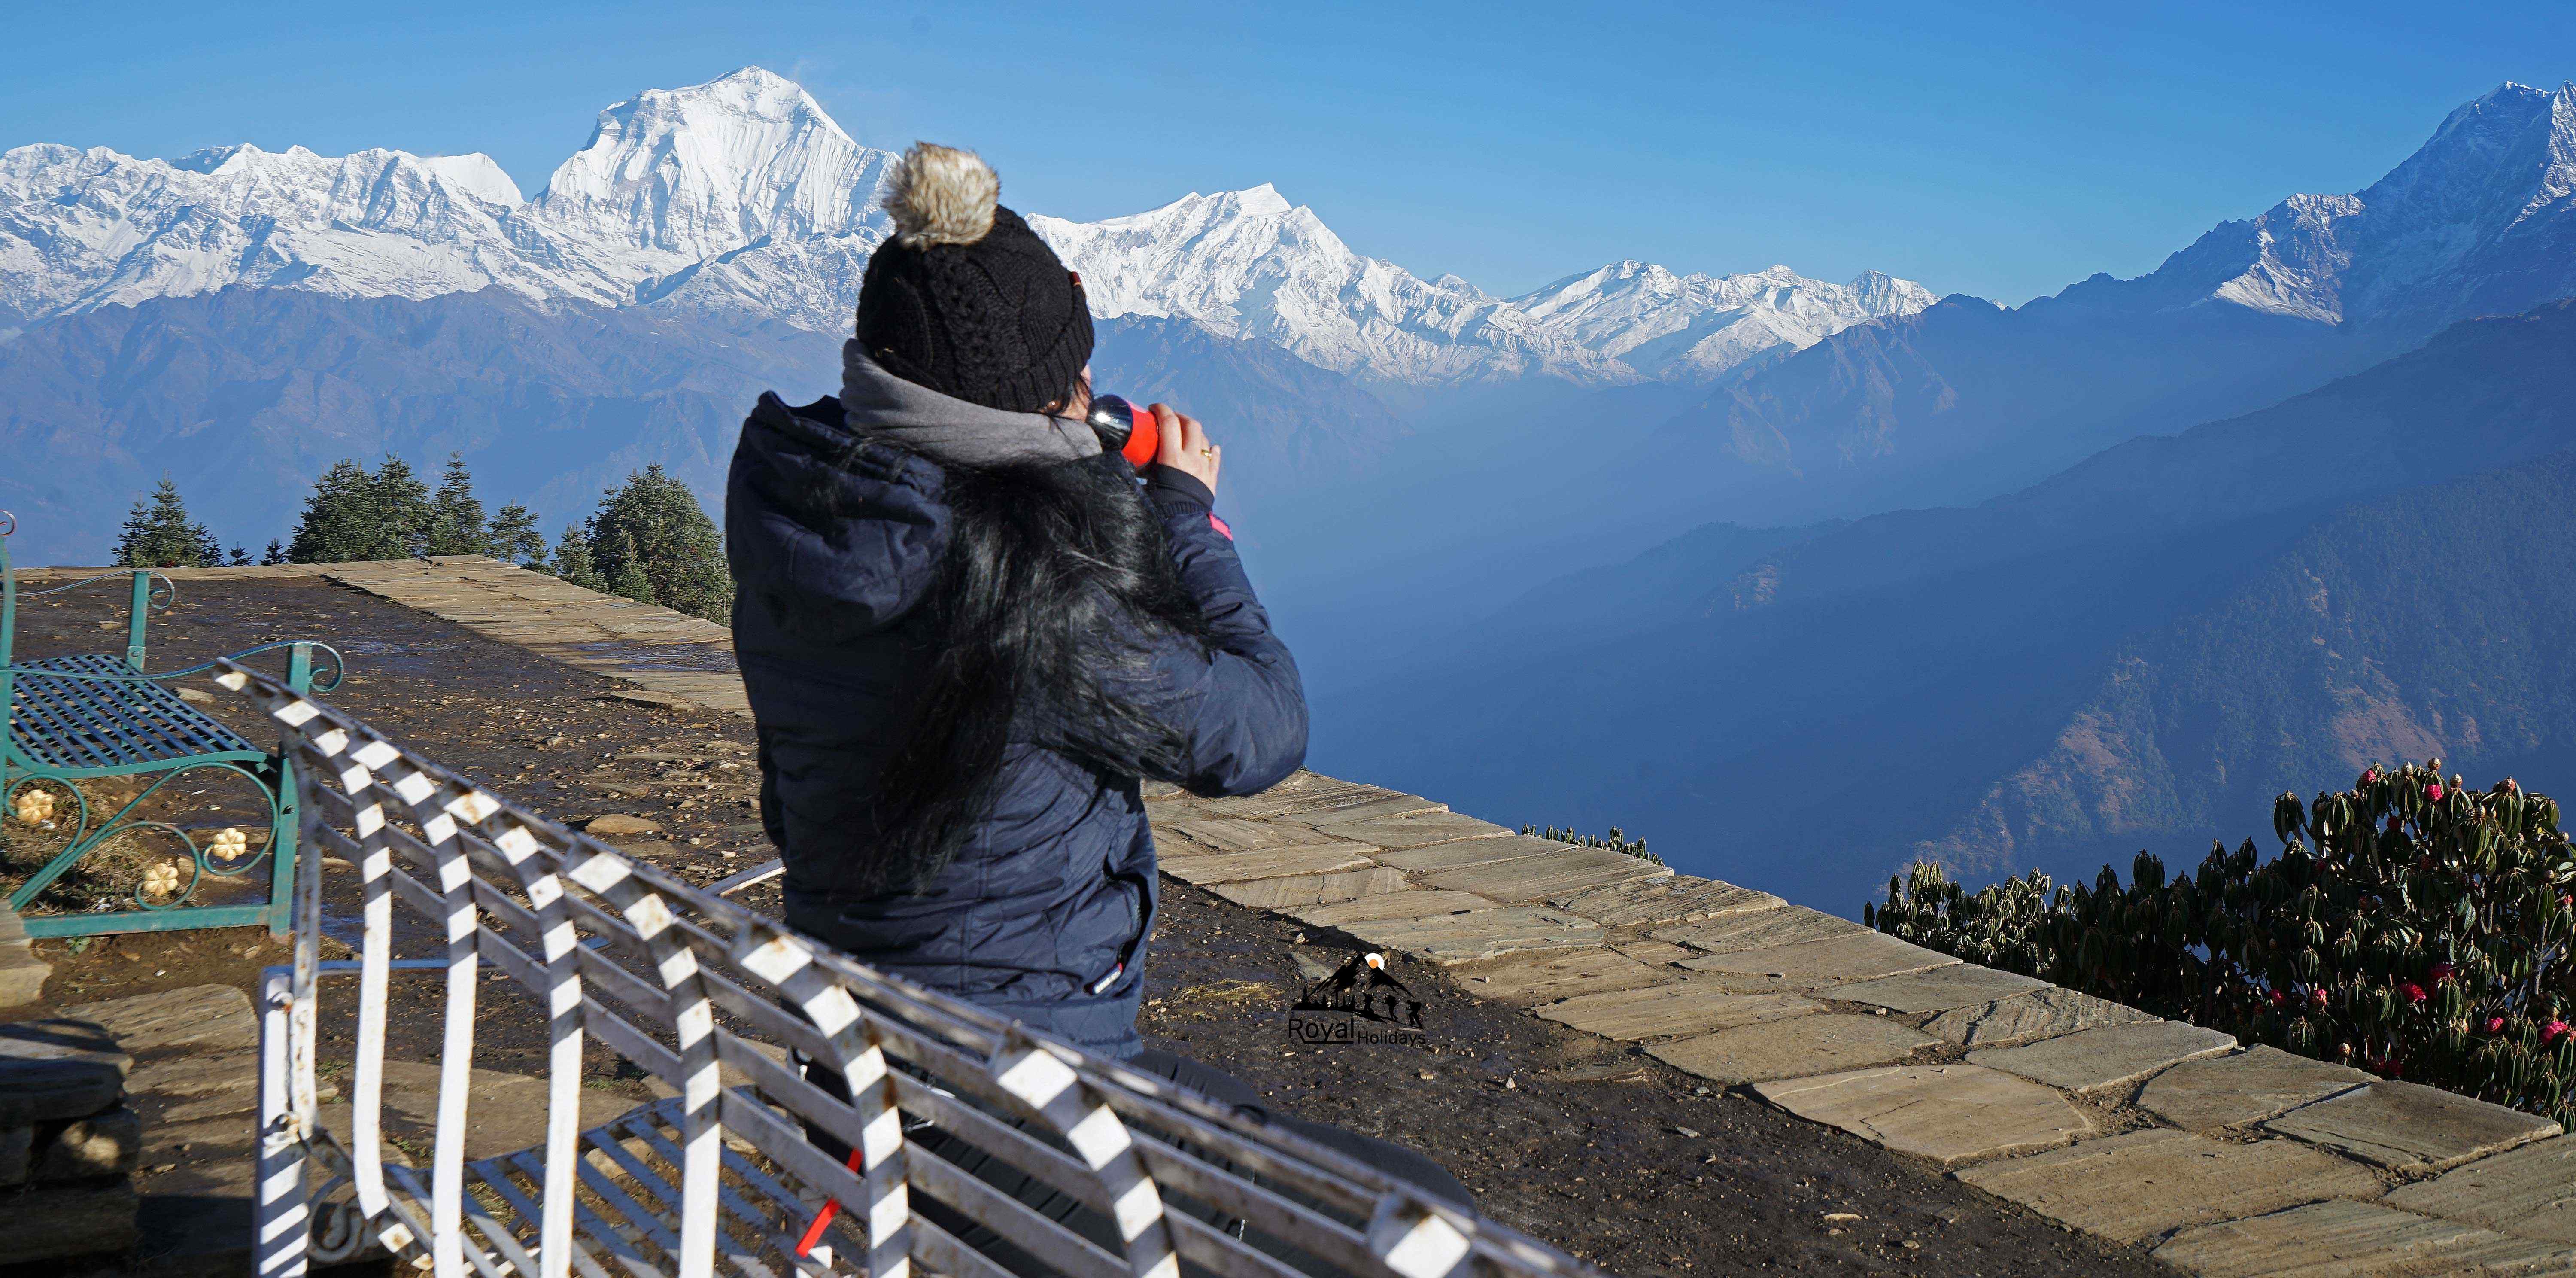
[1131,467,1309,797]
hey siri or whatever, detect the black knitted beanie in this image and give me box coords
[856,143,1094,414]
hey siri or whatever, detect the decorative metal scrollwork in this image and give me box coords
[105,821,204,909]
[4,775,91,854]
[6,764,278,915]
[24,569,178,611]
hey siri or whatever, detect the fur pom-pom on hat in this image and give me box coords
[884,142,999,249]
[855,141,1091,413]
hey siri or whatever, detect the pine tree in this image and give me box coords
[425,452,490,557]
[605,527,655,603]
[286,460,389,563]
[485,502,547,568]
[550,524,608,592]
[582,465,733,622]
[261,539,288,566]
[227,545,252,567]
[371,455,434,558]
[112,479,223,568]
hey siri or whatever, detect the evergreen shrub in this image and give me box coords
[1870,760,2576,1128]
[1522,824,1664,865]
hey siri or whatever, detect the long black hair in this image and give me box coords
[867,452,1212,889]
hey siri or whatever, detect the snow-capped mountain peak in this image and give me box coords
[0,137,550,322]
[1212,181,1293,218]
[1506,260,1937,380]
[0,67,1928,382]
[2143,79,2576,332]
[530,67,896,269]
[423,154,525,206]
[1035,185,1635,382]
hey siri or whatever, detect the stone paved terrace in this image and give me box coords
[16,556,2576,1276]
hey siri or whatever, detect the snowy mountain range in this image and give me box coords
[2072,79,2576,332]
[1625,77,2576,534]
[0,67,1928,383]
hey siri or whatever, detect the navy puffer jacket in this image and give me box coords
[725,389,1307,1059]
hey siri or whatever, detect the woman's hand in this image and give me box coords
[1151,403,1220,496]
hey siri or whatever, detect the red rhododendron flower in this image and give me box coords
[2312,989,2330,1008]
[2426,783,2445,801]
[2361,768,2379,785]
[2487,1017,2509,1035]
[2546,1020,2572,1046]
[2400,983,2429,1006]
[2430,962,2455,983]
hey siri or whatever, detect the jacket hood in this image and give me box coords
[839,341,1100,468]
[726,392,950,644]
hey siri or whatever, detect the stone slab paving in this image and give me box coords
[1193,783,1416,822]
[1677,930,1959,992]
[1753,1064,2094,1165]
[1156,845,1379,884]
[2151,1199,2576,1276]
[326,557,752,716]
[1452,949,1671,1005]
[0,1012,129,1125]
[2386,1137,2576,1244]
[1333,907,1604,965]
[68,984,263,1275]
[1651,903,1867,952]
[1956,1129,2387,1245]
[1967,1019,2238,1094]
[1611,939,1698,966]
[1830,963,2050,1013]
[1315,810,1513,851]
[2265,1080,2563,1174]
[1292,889,1499,928]
[1648,1015,1938,1085]
[1921,986,2159,1047]
[1277,794,1449,825]
[1374,834,1575,873]
[1420,844,1671,903]
[1535,982,1820,1041]
[1544,874,1783,927]
[1163,813,1358,852]
[2137,1046,2376,1132]
[0,899,50,1011]
[1206,867,1411,910]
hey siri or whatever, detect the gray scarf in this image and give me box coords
[839,341,1100,467]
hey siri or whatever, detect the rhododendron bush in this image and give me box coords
[1868,760,2576,1129]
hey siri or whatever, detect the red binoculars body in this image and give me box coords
[1084,395,1163,468]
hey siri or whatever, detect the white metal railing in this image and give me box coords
[234,660,1607,1278]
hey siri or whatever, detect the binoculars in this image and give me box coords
[1084,395,1164,468]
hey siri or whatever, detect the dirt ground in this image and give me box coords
[6,575,2170,1277]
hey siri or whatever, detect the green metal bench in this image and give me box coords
[1,511,344,937]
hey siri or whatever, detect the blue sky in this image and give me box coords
[4,1,2569,304]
